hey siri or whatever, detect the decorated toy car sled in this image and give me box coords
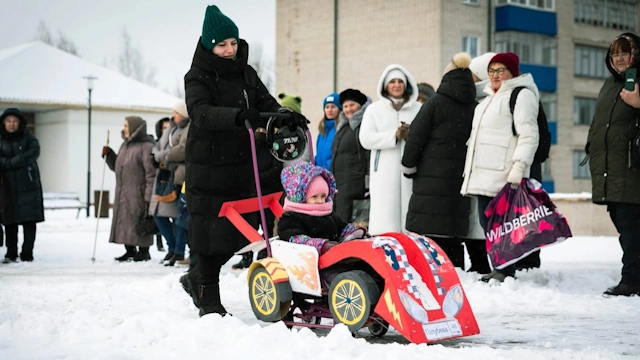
[222,113,480,344]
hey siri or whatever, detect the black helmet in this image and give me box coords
[266,117,307,163]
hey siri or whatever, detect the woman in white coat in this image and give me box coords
[360,65,421,235]
[460,52,539,282]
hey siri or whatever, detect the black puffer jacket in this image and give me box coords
[184,39,281,255]
[401,68,476,237]
[278,211,348,244]
[587,32,640,205]
[331,100,371,222]
[0,109,45,225]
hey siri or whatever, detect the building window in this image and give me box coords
[494,32,557,66]
[540,92,557,122]
[574,0,636,32]
[496,0,555,11]
[462,36,480,58]
[573,150,591,179]
[574,45,609,78]
[574,97,596,125]
[462,0,479,4]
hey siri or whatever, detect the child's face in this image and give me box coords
[306,193,327,204]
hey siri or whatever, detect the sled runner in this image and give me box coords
[219,113,480,344]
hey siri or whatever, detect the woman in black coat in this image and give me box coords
[0,108,44,263]
[401,53,476,268]
[181,5,306,317]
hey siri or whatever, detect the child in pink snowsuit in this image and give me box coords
[278,162,359,254]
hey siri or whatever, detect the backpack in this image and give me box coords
[509,86,551,163]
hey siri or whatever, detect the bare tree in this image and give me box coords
[248,42,275,94]
[36,21,53,45]
[57,31,79,56]
[117,29,157,87]
[35,21,79,56]
[173,80,185,98]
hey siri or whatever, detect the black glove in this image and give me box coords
[236,108,264,129]
[277,108,309,130]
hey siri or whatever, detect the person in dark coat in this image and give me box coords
[278,162,356,254]
[152,116,171,252]
[0,108,44,263]
[331,89,371,224]
[586,33,640,296]
[401,53,476,268]
[102,116,156,262]
[180,5,307,317]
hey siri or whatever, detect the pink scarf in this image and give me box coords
[283,198,333,217]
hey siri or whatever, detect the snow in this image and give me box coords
[0,210,637,360]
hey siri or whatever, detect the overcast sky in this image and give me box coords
[0,0,275,95]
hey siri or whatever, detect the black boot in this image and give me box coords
[133,247,151,262]
[515,251,541,271]
[20,223,36,262]
[156,234,165,252]
[231,253,252,270]
[198,284,228,317]
[165,253,185,267]
[603,283,640,297]
[465,240,492,274]
[160,251,175,264]
[180,269,200,309]
[115,245,136,262]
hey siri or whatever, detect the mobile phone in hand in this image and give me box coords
[625,67,637,91]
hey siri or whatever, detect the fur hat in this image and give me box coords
[339,88,367,106]
[278,93,302,114]
[323,92,342,110]
[306,175,329,202]
[281,162,337,203]
[469,52,497,81]
[384,68,407,88]
[200,5,239,51]
[173,100,189,118]
[443,52,472,75]
[125,116,144,134]
[489,52,520,77]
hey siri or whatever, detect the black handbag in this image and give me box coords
[155,169,177,202]
[135,214,159,237]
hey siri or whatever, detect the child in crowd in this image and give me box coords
[278,162,363,254]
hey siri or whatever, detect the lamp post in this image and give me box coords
[84,76,97,217]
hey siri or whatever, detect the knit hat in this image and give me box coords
[278,93,302,114]
[305,175,329,202]
[443,52,472,75]
[173,100,189,118]
[469,52,497,81]
[384,68,407,88]
[125,116,144,134]
[323,92,342,110]
[339,88,367,106]
[200,5,239,51]
[489,52,520,77]
[281,162,337,203]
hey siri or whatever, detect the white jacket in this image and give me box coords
[360,64,421,234]
[461,73,540,197]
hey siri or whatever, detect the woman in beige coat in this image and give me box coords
[102,116,156,262]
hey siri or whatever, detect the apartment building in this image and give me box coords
[276,0,639,193]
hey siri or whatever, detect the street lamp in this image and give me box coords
[84,75,97,217]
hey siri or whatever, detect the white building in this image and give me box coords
[0,41,181,209]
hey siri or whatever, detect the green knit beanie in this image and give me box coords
[200,5,239,51]
[278,93,302,114]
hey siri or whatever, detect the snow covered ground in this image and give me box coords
[0,210,637,360]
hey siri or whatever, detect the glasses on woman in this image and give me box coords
[611,52,630,60]
[487,67,508,76]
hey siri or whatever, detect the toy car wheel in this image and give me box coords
[368,319,389,337]
[249,267,291,322]
[328,270,380,332]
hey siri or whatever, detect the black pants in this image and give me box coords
[477,195,516,276]
[4,222,37,260]
[608,203,640,286]
[430,236,464,268]
[197,252,234,287]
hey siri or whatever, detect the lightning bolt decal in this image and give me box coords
[384,289,403,330]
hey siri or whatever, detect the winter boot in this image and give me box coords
[198,284,228,317]
[603,283,640,297]
[180,270,200,309]
[231,253,252,270]
[133,247,151,262]
[160,251,175,264]
[515,251,541,271]
[165,253,185,267]
[20,223,36,262]
[156,234,165,252]
[176,256,191,266]
[115,245,136,262]
[2,256,17,264]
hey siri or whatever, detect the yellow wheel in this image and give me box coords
[329,270,379,332]
[249,267,291,322]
